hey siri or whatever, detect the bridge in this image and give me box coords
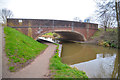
[7,18,98,41]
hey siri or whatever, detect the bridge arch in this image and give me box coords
[54,30,87,41]
[35,30,86,41]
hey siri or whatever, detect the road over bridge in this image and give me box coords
[7,18,98,41]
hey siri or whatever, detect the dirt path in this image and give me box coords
[2,42,57,78]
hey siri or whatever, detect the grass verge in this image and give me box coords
[91,28,104,39]
[43,32,60,38]
[4,27,47,72]
[93,28,118,48]
[49,44,88,79]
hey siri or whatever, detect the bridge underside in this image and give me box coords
[55,31,86,41]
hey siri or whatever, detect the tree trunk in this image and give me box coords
[104,26,107,31]
[5,16,7,26]
[115,0,120,79]
[115,1,120,48]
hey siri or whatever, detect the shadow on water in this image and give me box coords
[61,42,118,78]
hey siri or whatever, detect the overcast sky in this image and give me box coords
[0,0,96,21]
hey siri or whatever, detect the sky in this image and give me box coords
[0,0,97,22]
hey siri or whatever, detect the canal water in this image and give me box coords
[61,43,118,78]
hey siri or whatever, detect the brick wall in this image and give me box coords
[7,18,98,41]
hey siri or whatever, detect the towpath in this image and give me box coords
[2,42,57,78]
[0,23,2,79]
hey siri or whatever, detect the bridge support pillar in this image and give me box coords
[86,24,89,40]
[72,22,74,32]
[52,20,55,32]
[18,28,22,32]
[28,27,33,38]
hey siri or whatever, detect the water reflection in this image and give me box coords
[61,43,118,78]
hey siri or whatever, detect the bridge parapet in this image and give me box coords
[7,18,98,28]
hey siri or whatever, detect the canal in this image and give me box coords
[37,37,118,78]
[61,43,118,78]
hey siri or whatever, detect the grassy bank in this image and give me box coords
[91,28,104,39]
[99,28,118,48]
[49,44,88,79]
[4,27,47,72]
[44,32,54,36]
[42,32,60,38]
[91,28,117,39]
[91,28,118,48]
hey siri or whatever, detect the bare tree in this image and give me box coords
[0,8,13,24]
[95,0,116,31]
[115,3,120,79]
[115,0,120,50]
[115,0,119,27]
[99,12,114,31]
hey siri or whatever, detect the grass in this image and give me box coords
[49,44,88,79]
[91,28,103,39]
[9,66,15,72]
[106,28,117,32]
[91,28,117,39]
[91,28,118,48]
[44,32,60,38]
[4,27,47,71]
[44,32,54,36]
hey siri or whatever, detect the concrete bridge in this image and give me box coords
[7,18,98,41]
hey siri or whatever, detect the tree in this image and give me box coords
[115,0,119,27]
[0,8,13,24]
[99,12,114,31]
[95,0,116,31]
[115,0,120,50]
